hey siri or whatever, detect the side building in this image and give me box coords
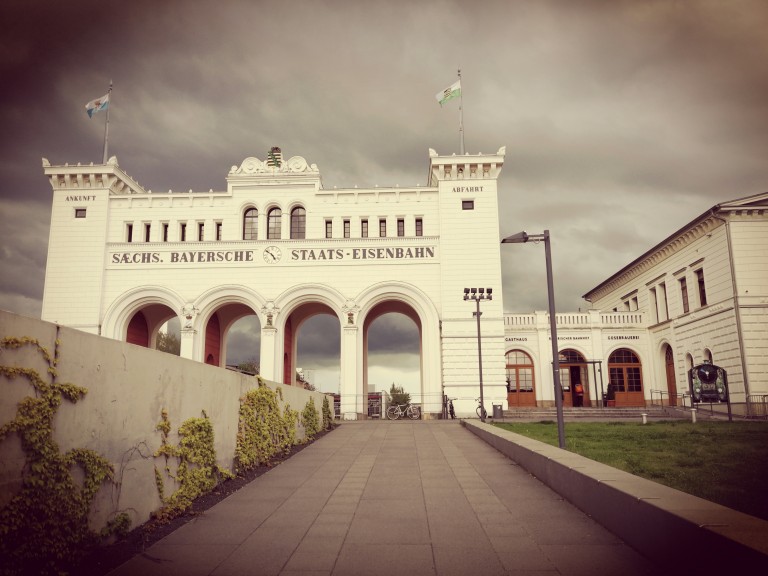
[501,192,767,415]
[41,147,509,419]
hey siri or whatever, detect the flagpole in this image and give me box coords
[102,81,112,164]
[458,69,465,155]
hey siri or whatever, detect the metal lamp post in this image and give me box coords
[501,230,566,448]
[464,287,492,422]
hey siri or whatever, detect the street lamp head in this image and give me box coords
[501,231,529,244]
[470,288,477,294]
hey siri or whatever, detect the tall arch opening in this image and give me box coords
[204,303,260,370]
[608,348,644,407]
[224,313,261,372]
[126,303,176,350]
[283,302,340,390]
[295,314,340,392]
[663,344,677,406]
[363,302,422,409]
[559,349,589,407]
[506,349,536,408]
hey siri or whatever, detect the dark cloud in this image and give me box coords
[2,0,767,350]
[225,316,261,366]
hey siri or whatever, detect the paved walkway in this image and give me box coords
[108,421,659,576]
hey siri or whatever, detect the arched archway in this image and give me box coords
[663,344,677,406]
[365,310,421,410]
[505,349,536,407]
[363,302,422,411]
[201,303,261,369]
[559,349,589,407]
[282,302,340,387]
[608,348,644,407]
[125,303,177,349]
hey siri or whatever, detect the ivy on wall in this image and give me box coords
[235,381,299,473]
[0,335,128,575]
[153,410,232,523]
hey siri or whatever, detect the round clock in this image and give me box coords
[263,246,281,264]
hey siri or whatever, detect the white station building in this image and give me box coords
[41,148,768,418]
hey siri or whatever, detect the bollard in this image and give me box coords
[641,413,647,424]
[691,408,697,424]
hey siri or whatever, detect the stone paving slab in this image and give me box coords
[108,421,659,576]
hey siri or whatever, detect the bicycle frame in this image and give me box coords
[386,403,420,420]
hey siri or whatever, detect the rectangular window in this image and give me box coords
[660,282,669,320]
[397,218,405,237]
[162,223,169,242]
[695,269,707,307]
[415,218,423,237]
[325,219,332,239]
[379,218,386,237]
[361,219,368,238]
[650,288,658,324]
[680,277,689,314]
[74,208,86,218]
[144,223,151,242]
[198,222,205,241]
[462,200,474,210]
[215,222,222,241]
[343,219,350,238]
[126,223,133,243]
[180,223,187,242]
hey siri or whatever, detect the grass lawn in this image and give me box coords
[494,420,768,522]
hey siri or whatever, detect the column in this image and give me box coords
[340,321,360,419]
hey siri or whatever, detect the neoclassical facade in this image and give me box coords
[41,148,509,418]
[40,148,767,417]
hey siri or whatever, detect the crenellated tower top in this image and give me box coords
[427,146,505,185]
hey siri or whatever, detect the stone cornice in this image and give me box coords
[585,215,722,303]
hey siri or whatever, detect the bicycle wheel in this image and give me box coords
[408,405,420,420]
[476,405,487,419]
[386,406,399,420]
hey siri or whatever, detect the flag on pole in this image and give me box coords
[436,80,461,107]
[85,93,110,118]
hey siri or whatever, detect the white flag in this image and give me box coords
[436,80,461,107]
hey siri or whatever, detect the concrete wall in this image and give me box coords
[0,309,327,532]
[464,420,768,571]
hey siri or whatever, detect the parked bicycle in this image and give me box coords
[476,398,487,420]
[386,403,421,420]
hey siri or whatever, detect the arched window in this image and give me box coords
[703,348,713,364]
[505,350,536,407]
[559,349,588,407]
[290,207,306,239]
[608,348,644,406]
[267,208,282,239]
[243,208,258,240]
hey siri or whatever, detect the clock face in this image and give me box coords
[263,246,281,264]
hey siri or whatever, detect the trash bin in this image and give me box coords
[492,404,503,419]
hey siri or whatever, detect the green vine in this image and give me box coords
[235,382,299,473]
[153,410,232,523]
[0,335,125,575]
[302,398,320,440]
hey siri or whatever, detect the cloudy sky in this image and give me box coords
[2,0,767,393]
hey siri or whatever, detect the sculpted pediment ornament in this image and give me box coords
[229,155,319,175]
